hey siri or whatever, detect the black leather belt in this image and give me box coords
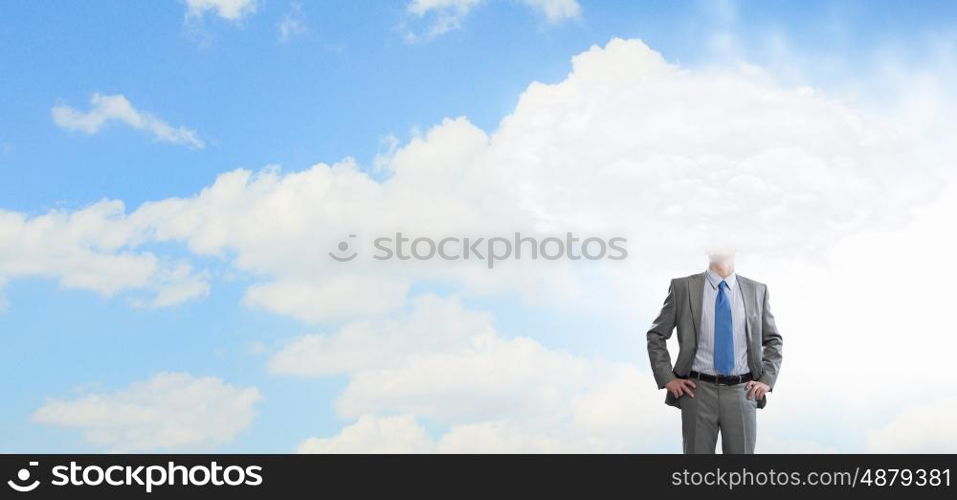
[687,370,753,385]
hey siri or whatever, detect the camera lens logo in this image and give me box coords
[329,234,358,262]
[8,461,40,493]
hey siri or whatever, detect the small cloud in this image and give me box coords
[297,415,434,453]
[520,0,581,22]
[52,93,205,149]
[277,2,308,42]
[247,341,267,356]
[184,0,258,22]
[403,0,580,41]
[867,398,957,452]
[405,0,481,40]
[33,372,262,452]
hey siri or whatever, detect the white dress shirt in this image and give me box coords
[691,268,750,376]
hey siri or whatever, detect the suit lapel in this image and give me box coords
[688,272,705,345]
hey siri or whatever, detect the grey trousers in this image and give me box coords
[678,379,757,454]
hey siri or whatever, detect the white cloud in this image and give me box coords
[277,2,308,42]
[486,38,940,263]
[270,293,491,375]
[758,437,839,454]
[753,184,957,453]
[33,372,262,452]
[867,398,957,453]
[519,0,580,22]
[185,0,257,21]
[0,200,208,308]
[405,0,482,39]
[404,0,580,40]
[274,39,957,452]
[287,295,675,452]
[297,415,433,453]
[112,37,943,323]
[298,415,613,453]
[52,93,204,149]
[332,332,671,451]
[244,276,409,323]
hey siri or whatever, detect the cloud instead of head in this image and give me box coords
[33,372,262,452]
[184,0,257,21]
[52,93,204,149]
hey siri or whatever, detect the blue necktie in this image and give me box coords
[714,280,734,375]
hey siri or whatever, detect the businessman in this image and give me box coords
[646,252,783,454]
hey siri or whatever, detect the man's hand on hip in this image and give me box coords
[665,378,696,398]
[745,380,770,400]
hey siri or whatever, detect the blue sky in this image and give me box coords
[2,1,957,453]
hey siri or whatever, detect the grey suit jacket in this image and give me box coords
[646,272,783,409]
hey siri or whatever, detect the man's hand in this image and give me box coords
[745,380,770,400]
[664,378,696,398]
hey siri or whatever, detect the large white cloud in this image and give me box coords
[10,38,944,320]
[52,93,204,149]
[279,39,956,452]
[751,184,957,453]
[486,39,940,263]
[33,372,262,452]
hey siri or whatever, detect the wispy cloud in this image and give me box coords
[404,0,581,41]
[52,93,205,149]
[277,2,308,42]
[520,0,581,22]
[33,372,261,452]
[184,0,258,22]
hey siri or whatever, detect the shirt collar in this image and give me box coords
[705,268,737,290]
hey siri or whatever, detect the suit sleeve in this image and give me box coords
[757,285,783,389]
[646,279,678,389]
